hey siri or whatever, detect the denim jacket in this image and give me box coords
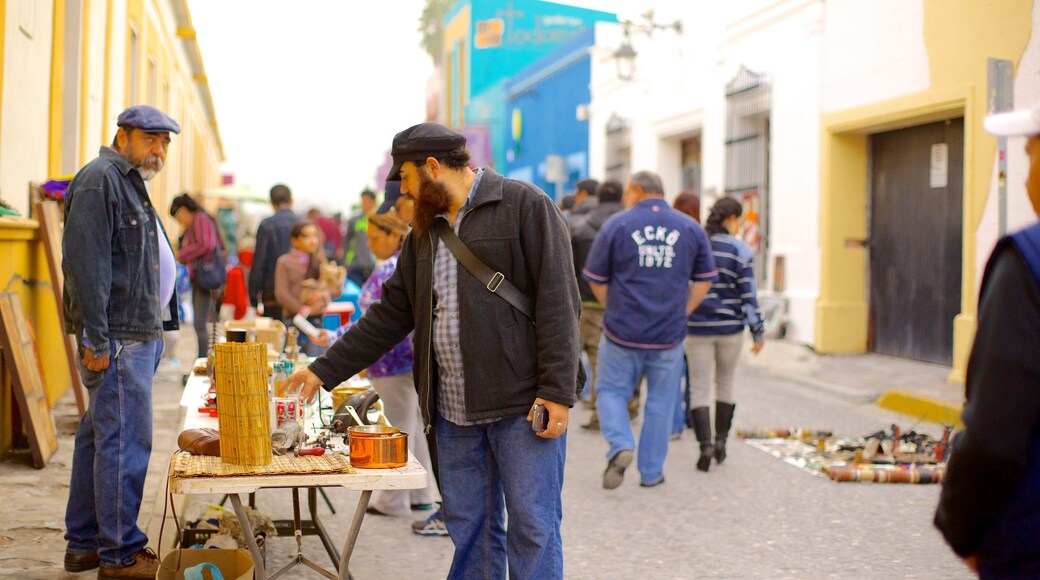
[62,147,179,358]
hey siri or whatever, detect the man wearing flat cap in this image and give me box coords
[62,105,181,579]
[288,122,582,578]
[936,102,1040,576]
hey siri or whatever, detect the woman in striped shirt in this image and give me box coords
[686,197,765,472]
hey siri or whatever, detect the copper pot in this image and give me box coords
[348,425,407,468]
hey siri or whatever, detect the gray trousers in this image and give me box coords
[369,373,440,516]
[192,285,215,359]
[684,333,743,409]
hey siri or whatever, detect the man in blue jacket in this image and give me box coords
[62,106,180,579]
[287,123,582,579]
[936,101,1040,576]
[583,171,716,489]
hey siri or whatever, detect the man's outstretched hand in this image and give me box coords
[285,367,325,404]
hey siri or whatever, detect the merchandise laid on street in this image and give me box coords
[738,424,951,484]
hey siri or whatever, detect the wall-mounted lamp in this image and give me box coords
[614,35,637,81]
[613,10,683,81]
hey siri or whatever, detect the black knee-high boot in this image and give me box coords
[690,406,713,472]
[714,402,736,464]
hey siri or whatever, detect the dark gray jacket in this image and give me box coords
[247,208,298,308]
[570,201,625,303]
[62,147,179,359]
[308,169,582,428]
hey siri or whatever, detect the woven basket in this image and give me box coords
[213,342,272,466]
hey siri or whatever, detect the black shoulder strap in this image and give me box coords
[433,219,535,320]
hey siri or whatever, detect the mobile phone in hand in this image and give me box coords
[532,403,549,433]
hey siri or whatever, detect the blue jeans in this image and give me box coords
[436,414,565,580]
[672,355,689,435]
[65,339,163,567]
[595,337,684,485]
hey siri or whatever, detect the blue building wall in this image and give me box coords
[504,28,594,200]
[445,0,614,172]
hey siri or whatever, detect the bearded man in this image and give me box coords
[62,105,181,579]
[286,122,582,579]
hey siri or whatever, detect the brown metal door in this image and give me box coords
[869,118,963,364]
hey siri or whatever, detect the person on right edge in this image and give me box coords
[685,197,765,472]
[935,101,1040,577]
[248,184,297,320]
[583,171,716,489]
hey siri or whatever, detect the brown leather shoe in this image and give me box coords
[97,548,160,579]
[64,551,100,572]
[177,427,221,456]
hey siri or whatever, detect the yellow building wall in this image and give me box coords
[0,0,224,453]
[0,0,5,138]
[442,4,471,126]
[0,221,71,453]
[816,0,1035,383]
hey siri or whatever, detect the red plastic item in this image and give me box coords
[222,265,249,319]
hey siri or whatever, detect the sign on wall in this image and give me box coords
[929,143,949,189]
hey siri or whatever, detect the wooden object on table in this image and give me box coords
[213,342,271,466]
[0,292,58,467]
[32,190,86,417]
[224,317,286,356]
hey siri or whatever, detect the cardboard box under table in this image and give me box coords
[174,360,428,579]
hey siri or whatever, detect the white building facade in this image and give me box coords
[588,0,1040,378]
[588,0,825,345]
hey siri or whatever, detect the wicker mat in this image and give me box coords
[171,452,356,478]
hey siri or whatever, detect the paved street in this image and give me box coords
[0,334,971,579]
[254,358,968,579]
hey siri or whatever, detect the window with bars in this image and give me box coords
[724,66,771,286]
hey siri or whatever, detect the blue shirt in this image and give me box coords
[583,198,716,349]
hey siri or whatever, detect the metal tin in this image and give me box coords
[348,426,407,468]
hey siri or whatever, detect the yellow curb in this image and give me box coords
[877,389,963,428]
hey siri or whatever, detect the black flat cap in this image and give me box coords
[117,105,181,134]
[385,123,466,182]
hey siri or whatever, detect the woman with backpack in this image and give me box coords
[686,197,765,472]
[171,193,226,359]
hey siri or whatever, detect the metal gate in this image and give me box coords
[869,118,964,364]
[724,66,771,286]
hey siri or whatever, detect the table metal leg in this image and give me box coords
[319,487,337,514]
[338,490,371,580]
[268,488,336,580]
[229,494,266,579]
[309,487,341,566]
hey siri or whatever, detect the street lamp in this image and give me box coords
[614,38,637,81]
[612,11,683,81]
